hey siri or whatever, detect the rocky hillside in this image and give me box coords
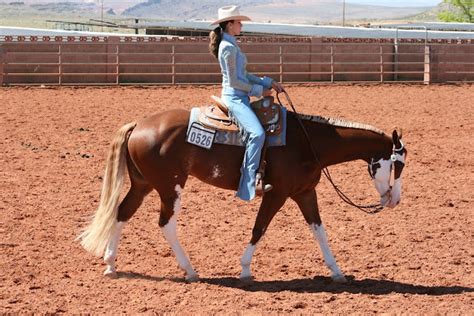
[121,0,434,23]
[0,0,443,27]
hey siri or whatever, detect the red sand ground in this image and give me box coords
[1,84,473,314]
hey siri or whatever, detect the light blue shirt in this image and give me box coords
[219,32,273,97]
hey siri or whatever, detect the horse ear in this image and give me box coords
[397,128,403,139]
[392,128,402,147]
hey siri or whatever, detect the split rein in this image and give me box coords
[275,91,384,215]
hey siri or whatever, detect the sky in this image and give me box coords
[15,0,445,9]
[345,0,442,7]
[21,0,444,5]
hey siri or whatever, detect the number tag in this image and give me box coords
[186,123,216,149]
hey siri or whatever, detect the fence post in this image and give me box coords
[0,45,4,86]
[172,44,175,85]
[330,45,334,83]
[424,45,430,85]
[115,44,119,85]
[58,44,62,86]
[279,45,283,83]
[380,45,384,83]
[107,36,120,85]
[394,35,399,81]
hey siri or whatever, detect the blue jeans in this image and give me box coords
[222,94,265,201]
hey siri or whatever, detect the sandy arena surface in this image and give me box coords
[1,84,473,314]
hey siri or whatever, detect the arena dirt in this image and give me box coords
[1,84,473,313]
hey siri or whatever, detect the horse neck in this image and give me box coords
[306,122,392,167]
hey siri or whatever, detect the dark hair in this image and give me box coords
[209,21,231,59]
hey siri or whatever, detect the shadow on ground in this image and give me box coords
[118,272,473,296]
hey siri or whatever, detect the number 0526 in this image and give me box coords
[186,123,216,149]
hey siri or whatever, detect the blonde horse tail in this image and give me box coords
[77,121,137,257]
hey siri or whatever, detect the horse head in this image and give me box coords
[368,129,407,208]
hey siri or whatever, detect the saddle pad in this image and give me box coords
[187,106,287,147]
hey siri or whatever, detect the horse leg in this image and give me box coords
[240,194,287,281]
[103,181,152,278]
[292,189,347,283]
[158,183,198,282]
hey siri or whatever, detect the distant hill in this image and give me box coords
[0,1,102,17]
[122,0,264,20]
[121,0,435,24]
[408,1,468,22]
[345,0,441,7]
[0,0,443,30]
[30,2,97,14]
[0,1,118,30]
[408,5,444,21]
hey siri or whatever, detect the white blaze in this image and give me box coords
[373,158,392,206]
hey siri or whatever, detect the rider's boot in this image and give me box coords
[255,172,272,196]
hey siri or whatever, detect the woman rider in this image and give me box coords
[209,5,285,201]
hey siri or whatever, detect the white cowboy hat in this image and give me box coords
[211,5,251,25]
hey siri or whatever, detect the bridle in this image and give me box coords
[368,141,405,180]
[276,90,403,215]
[368,141,406,205]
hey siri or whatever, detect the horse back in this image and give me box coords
[127,109,243,190]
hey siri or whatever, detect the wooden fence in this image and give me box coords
[1,36,473,85]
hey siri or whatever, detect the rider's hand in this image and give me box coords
[271,81,284,93]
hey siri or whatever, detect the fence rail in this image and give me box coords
[1,37,473,85]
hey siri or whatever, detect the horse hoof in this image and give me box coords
[331,274,347,283]
[103,270,118,279]
[185,273,199,283]
[240,275,254,284]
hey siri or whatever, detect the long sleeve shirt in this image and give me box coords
[219,32,273,97]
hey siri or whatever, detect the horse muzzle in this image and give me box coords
[380,186,401,208]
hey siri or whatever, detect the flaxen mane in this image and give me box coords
[297,114,385,135]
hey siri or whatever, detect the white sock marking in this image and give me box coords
[240,243,257,279]
[309,223,344,279]
[103,221,125,275]
[161,185,197,279]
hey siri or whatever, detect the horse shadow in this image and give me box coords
[118,272,473,296]
[117,271,181,283]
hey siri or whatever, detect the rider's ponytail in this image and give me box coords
[209,21,231,59]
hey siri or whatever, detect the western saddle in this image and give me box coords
[198,95,283,136]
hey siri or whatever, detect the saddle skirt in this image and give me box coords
[198,96,283,136]
[187,98,287,148]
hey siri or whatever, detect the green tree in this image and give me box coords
[438,0,473,23]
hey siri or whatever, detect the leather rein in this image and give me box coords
[276,91,384,214]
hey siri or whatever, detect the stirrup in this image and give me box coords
[256,184,273,196]
[256,173,273,196]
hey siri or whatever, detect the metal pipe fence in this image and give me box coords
[1,39,473,85]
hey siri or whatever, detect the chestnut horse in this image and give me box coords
[78,107,407,283]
